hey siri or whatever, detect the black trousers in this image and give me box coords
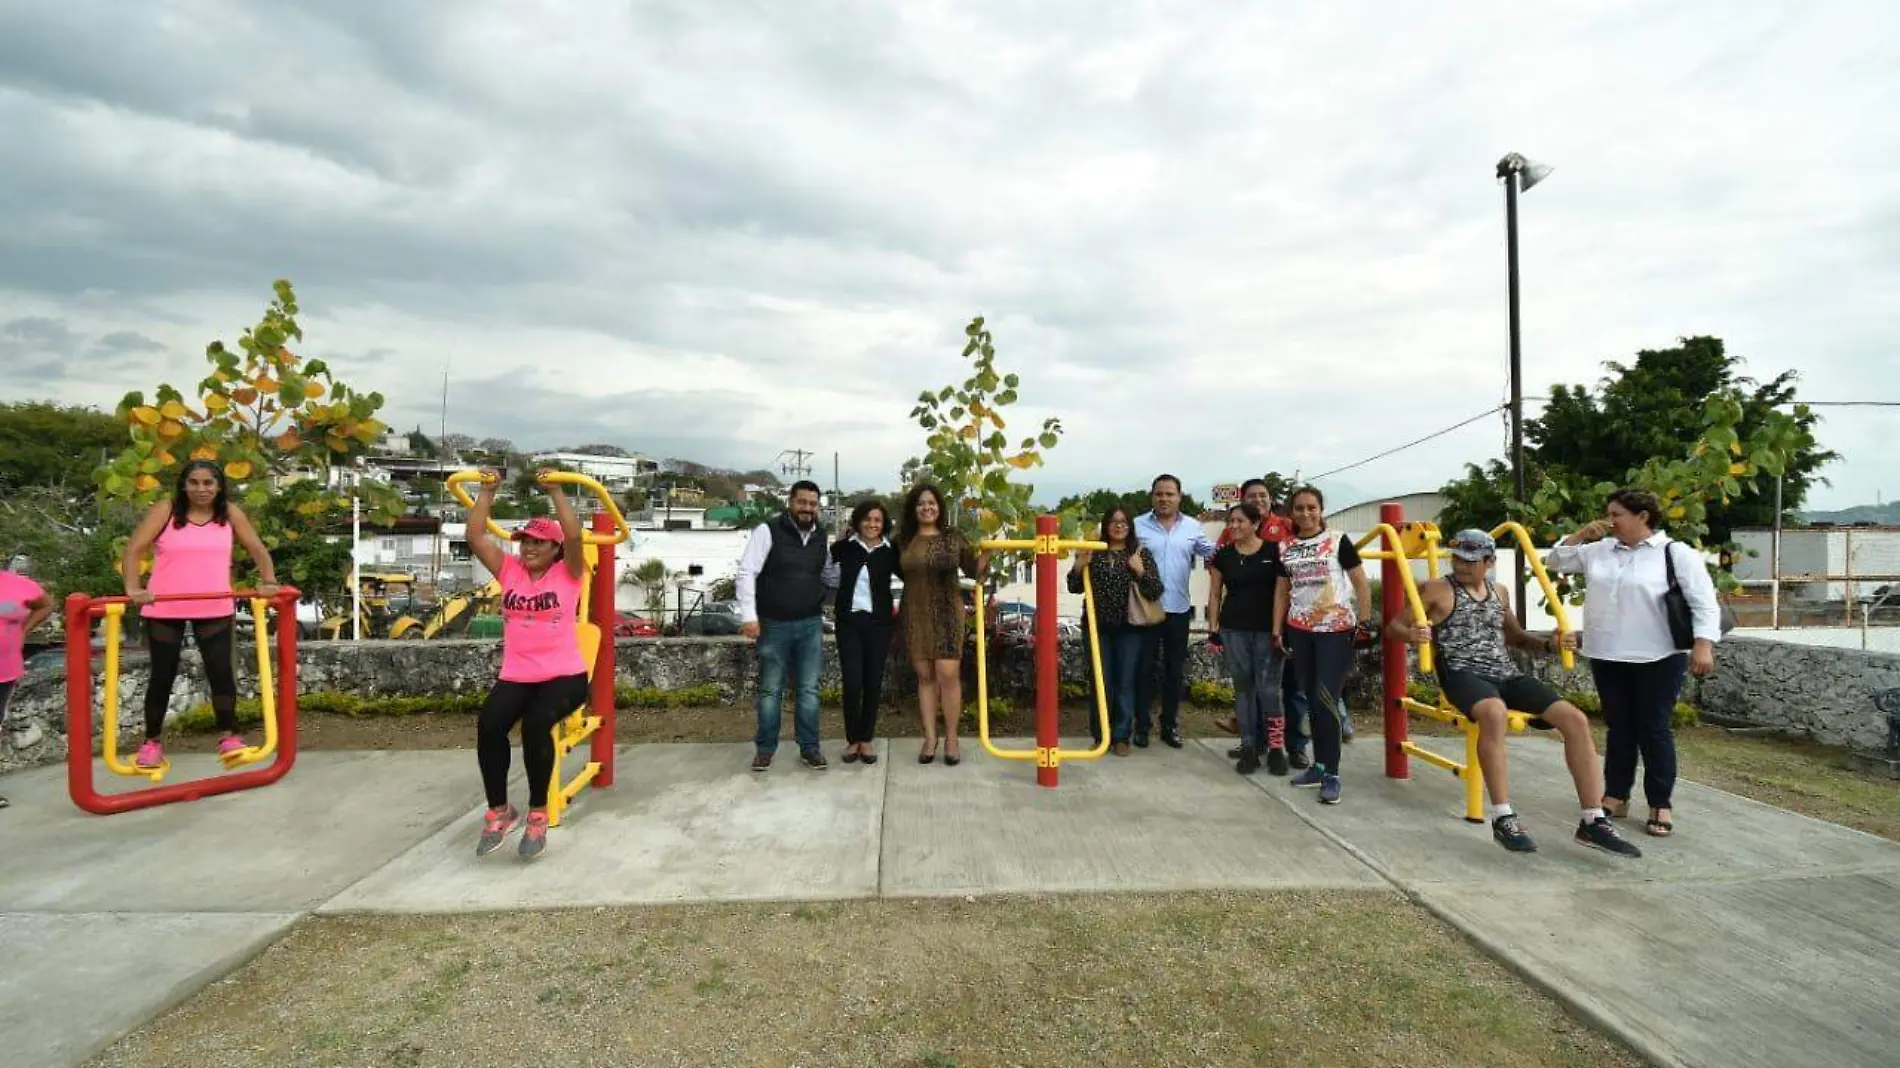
[478,674,590,809]
[836,611,891,744]
[1591,655,1687,810]
[1136,610,1192,736]
[144,616,237,739]
[1288,628,1354,775]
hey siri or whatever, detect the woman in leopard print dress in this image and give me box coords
[897,484,984,765]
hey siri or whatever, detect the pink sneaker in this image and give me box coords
[475,804,520,857]
[518,811,550,859]
[135,740,164,769]
[217,735,247,757]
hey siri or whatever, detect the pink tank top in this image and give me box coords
[498,555,587,683]
[143,519,235,620]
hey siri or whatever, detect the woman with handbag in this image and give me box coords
[1549,488,1721,838]
[1067,506,1165,755]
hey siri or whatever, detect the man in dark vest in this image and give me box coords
[736,480,831,772]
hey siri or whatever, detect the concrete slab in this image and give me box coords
[0,911,297,1068]
[1420,870,1900,1068]
[319,742,885,913]
[0,751,488,912]
[879,736,1384,897]
[1286,735,1900,889]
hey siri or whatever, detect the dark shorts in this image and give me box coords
[1440,668,1562,724]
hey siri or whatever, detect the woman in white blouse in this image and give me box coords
[1548,488,1720,839]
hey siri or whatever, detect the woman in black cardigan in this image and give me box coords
[830,499,898,764]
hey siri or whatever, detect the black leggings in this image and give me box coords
[1287,628,1354,775]
[144,617,237,739]
[478,674,590,809]
[836,612,890,744]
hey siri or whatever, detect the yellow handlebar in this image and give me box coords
[1490,521,1576,670]
[447,470,632,545]
[1355,523,1434,674]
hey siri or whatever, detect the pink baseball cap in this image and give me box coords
[512,517,566,543]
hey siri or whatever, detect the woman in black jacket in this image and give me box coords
[830,499,898,764]
[1066,505,1164,755]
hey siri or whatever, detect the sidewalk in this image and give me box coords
[1,736,1895,1068]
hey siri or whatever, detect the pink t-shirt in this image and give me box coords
[0,571,47,684]
[144,518,235,620]
[498,555,587,683]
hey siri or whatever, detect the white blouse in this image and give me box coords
[1545,532,1722,664]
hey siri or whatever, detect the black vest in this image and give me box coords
[830,538,897,620]
[756,512,828,622]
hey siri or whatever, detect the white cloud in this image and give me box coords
[0,0,1894,511]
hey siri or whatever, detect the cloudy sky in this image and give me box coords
[2,0,1894,512]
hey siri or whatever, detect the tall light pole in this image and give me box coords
[1497,151,1552,624]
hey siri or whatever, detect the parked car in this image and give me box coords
[614,613,661,638]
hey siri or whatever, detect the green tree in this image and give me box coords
[99,279,405,590]
[1440,337,1833,545]
[0,486,137,599]
[903,317,1064,546]
[0,402,126,493]
[623,558,670,618]
[1056,487,1207,526]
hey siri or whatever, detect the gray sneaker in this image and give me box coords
[476,804,520,856]
[1318,774,1342,805]
[1291,766,1326,789]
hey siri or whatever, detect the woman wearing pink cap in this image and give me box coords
[122,461,280,768]
[464,468,587,859]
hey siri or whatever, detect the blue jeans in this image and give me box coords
[1222,631,1283,751]
[1088,625,1146,743]
[754,617,823,754]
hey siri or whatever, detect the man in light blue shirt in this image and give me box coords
[1133,474,1216,748]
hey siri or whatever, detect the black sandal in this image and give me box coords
[1645,813,1674,837]
[841,750,861,764]
[860,747,879,765]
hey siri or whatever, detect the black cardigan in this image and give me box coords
[830,537,898,620]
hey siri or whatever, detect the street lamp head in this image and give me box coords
[1496,152,1554,192]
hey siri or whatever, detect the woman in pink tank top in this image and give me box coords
[464,467,588,860]
[0,568,55,810]
[122,461,279,769]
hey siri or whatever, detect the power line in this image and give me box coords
[1306,406,1506,482]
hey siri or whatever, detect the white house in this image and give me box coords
[531,452,659,490]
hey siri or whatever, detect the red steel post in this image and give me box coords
[63,593,99,813]
[1034,514,1060,788]
[589,512,617,787]
[1380,502,1410,780]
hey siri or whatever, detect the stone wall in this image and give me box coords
[1694,637,1900,753]
[5,632,1893,773]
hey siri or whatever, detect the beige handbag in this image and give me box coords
[1126,556,1167,627]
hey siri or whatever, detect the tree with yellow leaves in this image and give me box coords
[97,280,403,598]
[904,316,1064,546]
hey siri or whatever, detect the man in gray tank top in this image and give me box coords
[1389,529,1640,858]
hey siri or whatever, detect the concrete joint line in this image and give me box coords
[1241,772,1695,1068]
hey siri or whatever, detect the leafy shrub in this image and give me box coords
[819,686,842,708]
[1562,690,1602,716]
[1187,679,1235,708]
[1406,679,1442,706]
[1673,700,1700,729]
[614,683,723,709]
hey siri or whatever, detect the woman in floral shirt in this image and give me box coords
[1067,506,1164,755]
[1272,486,1371,806]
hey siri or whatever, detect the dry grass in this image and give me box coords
[87,892,1643,1068]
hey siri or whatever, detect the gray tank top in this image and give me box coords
[1433,581,1517,679]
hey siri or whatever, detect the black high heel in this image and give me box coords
[918,741,938,765]
[943,743,961,767]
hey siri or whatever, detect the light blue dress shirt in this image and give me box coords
[1134,510,1216,615]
